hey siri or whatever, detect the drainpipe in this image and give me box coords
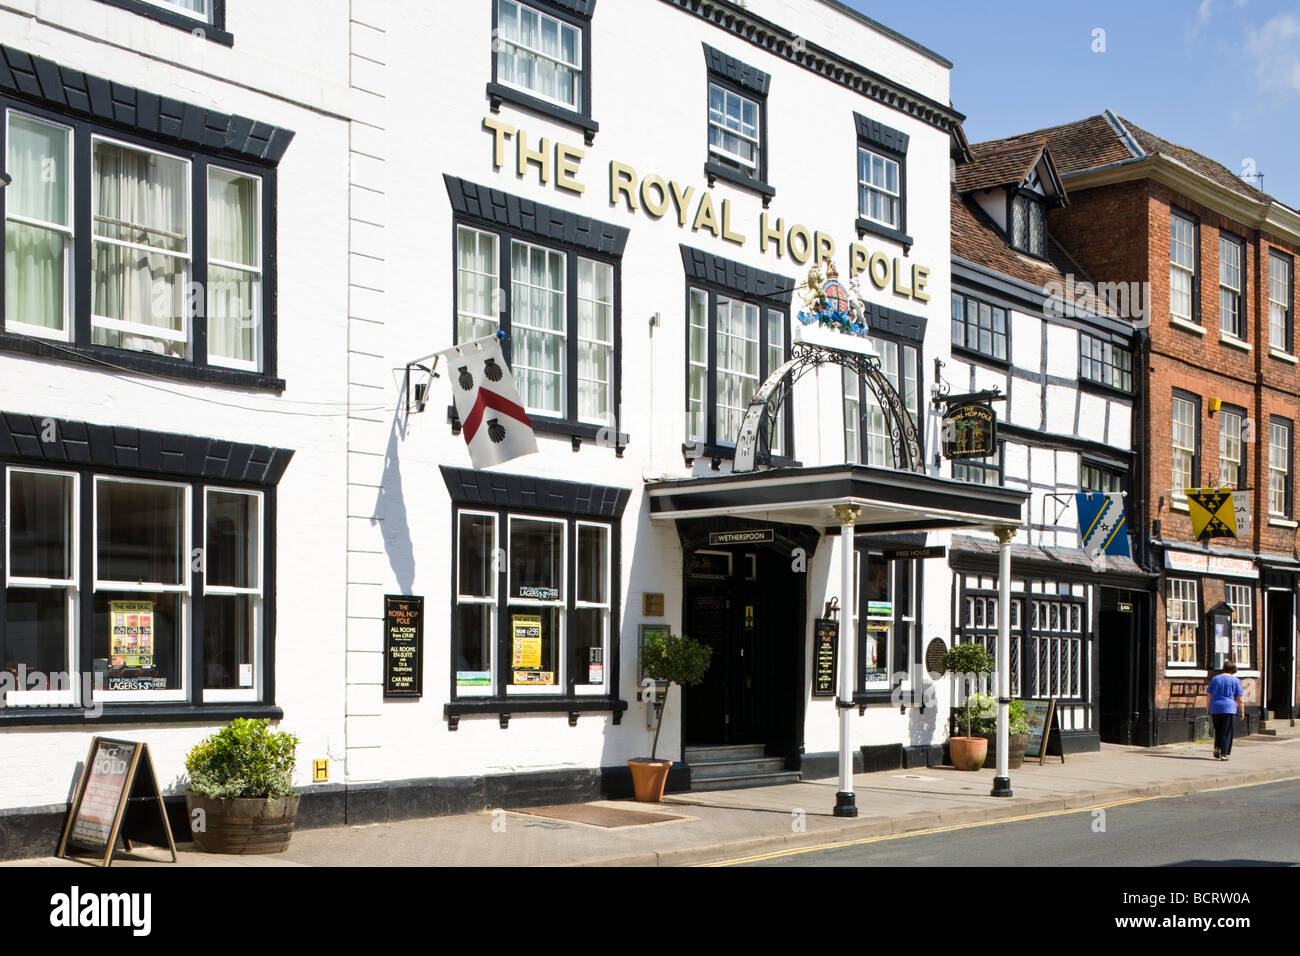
[833,503,862,817]
[992,526,1015,797]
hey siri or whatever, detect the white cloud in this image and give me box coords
[1245,13,1300,98]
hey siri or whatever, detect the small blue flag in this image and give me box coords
[1076,492,1130,557]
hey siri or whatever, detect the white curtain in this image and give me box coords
[4,114,69,332]
[207,169,259,366]
[92,141,189,357]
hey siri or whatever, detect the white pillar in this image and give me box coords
[833,503,861,817]
[992,525,1015,797]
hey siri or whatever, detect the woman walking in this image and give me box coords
[1206,661,1245,760]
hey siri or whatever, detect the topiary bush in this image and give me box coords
[640,632,712,761]
[185,718,299,799]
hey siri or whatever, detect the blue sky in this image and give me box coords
[848,0,1300,208]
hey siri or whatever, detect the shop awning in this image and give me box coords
[647,463,1026,532]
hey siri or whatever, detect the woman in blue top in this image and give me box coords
[1206,661,1245,760]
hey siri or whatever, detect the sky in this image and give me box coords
[845,0,1300,209]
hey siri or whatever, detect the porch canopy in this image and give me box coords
[646,462,1027,532]
[647,461,1029,814]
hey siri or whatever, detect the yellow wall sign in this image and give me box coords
[512,614,542,669]
[482,117,932,303]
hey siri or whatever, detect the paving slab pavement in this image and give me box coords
[7,727,1300,867]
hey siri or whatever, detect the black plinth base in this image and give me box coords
[991,775,1013,797]
[833,791,858,817]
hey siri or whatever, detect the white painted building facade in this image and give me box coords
[0,0,1033,846]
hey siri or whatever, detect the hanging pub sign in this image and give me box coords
[58,737,176,867]
[942,402,997,460]
[384,595,424,699]
[813,619,838,697]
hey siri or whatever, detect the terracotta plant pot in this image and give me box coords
[948,736,989,772]
[186,793,299,854]
[627,758,672,802]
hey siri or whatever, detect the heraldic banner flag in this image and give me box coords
[1186,487,1240,539]
[1076,492,1130,557]
[440,333,537,469]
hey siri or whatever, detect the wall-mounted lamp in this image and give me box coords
[1208,398,1222,415]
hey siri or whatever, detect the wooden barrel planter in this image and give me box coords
[186,794,299,854]
[976,733,1029,770]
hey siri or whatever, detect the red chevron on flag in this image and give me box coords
[440,334,538,469]
[462,387,532,445]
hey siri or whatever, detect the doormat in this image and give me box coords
[513,803,685,828]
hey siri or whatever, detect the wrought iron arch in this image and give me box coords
[733,341,923,473]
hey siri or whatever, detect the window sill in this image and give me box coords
[0,332,284,392]
[0,701,281,727]
[950,343,1010,370]
[1171,498,1189,513]
[443,696,628,730]
[447,406,629,454]
[486,82,598,145]
[854,217,913,253]
[1268,516,1298,529]
[683,441,800,470]
[1164,668,1206,677]
[1219,334,1251,352]
[1269,348,1298,365]
[704,161,775,206]
[92,0,233,44]
[1077,377,1134,400]
[1170,317,1206,336]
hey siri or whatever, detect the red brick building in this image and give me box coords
[983,111,1300,743]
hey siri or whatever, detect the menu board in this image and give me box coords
[1020,698,1064,764]
[58,737,176,867]
[384,595,423,699]
[813,619,838,697]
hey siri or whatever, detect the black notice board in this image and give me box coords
[385,594,424,699]
[813,618,838,697]
[57,737,176,867]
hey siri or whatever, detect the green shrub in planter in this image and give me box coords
[939,641,995,738]
[185,718,299,799]
[964,694,1030,737]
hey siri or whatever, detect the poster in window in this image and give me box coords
[511,614,552,684]
[107,601,162,690]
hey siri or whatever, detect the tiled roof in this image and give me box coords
[951,194,1072,291]
[951,534,1146,576]
[981,112,1274,205]
[953,138,1047,194]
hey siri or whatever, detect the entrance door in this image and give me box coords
[1097,589,1151,745]
[1267,590,1295,720]
[681,545,803,755]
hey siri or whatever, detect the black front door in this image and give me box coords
[681,546,803,754]
[1098,589,1151,745]
[1268,590,1294,719]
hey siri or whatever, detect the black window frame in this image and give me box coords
[951,438,1004,486]
[855,549,918,702]
[1078,332,1133,394]
[92,0,233,46]
[1006,189,1048,260]
[1219,231,1246,341]
[1214,403,1249,490]
[1268,248,1295,357]
[487,0,599,145]
[0,416,290,727]
[1169,207,1201,327]
[0,96,283,391]
[950,291,1009,366]
[1171,388,1201,494]
[1080,460,1127,496]
[702,43,774,205]
[1268,414,1294,519]
[853,112,911,251]
[450,217,624,447]
[683,283,794,466]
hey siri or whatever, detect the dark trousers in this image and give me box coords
[1212,713,1236,756]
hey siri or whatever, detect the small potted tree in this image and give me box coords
[185,717,300,854]
[941,641,996,771]
[631,631,712,802]
[969,693,1031,770]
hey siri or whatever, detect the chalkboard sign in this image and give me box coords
[384,595,424,699]
[58,737,176,867]
[813,618,838,697]
[1020,698,1065,764]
